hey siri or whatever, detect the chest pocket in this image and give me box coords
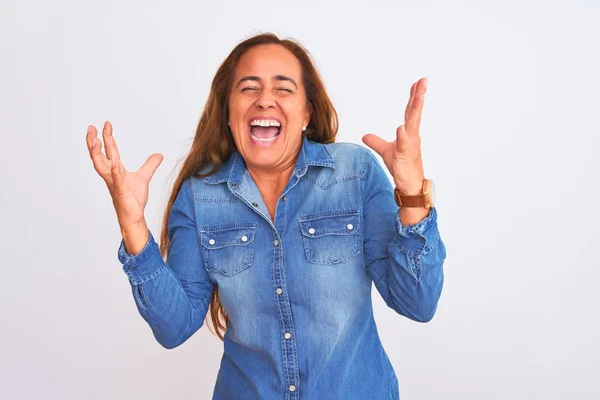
[299,210,361,265]
[199,224,256,276]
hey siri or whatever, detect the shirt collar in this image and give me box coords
[202,136,335,185]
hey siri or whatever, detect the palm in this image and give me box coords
[113,170,149,221]
[377,137,422,175]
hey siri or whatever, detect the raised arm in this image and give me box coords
[361,78,446,321]
[86,121,214,348]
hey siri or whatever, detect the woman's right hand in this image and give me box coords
[85,121,163,232]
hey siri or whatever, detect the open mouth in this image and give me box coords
[249,119,282,143]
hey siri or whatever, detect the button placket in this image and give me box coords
[268,185,300,399]
[275,256,298,397]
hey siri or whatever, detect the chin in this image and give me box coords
[241,136,300,170]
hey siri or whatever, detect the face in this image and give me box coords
[228,44,311,173]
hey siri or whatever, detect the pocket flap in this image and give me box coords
[200,225,256,249]
[299,211,360,238]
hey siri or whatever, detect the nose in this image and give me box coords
[255,90,276,110]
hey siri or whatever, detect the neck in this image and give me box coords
[247,158,296,197]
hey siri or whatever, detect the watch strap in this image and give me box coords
[394,179,433,208]
[394,188,428,207]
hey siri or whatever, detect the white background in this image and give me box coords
[1,0,598,399]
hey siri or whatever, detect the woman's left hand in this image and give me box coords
[362,77,427,196]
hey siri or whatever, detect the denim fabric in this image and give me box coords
[117,136,446,399]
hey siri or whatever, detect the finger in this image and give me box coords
[405,81,418,122]
[138,153,164,182]
[85,125,95,151]
[361,134,390,158]
[411,80,418,96]
[87,125,111,176]
[86,124,101,153]
[102,121,121,161]
[405,78,427,135]
[395,124,408,152]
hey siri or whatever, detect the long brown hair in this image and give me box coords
[158,33,338,340]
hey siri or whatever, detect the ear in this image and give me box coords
[303,103,312,128]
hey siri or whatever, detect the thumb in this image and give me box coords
[138,153,164,182]
[362,133,389,157]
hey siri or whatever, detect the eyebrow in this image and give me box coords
[236,75,298,89]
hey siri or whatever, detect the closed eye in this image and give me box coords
[241,87,259,92]
[277,88,293,93]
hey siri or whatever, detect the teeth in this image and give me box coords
[251,134,278,142]
[250,119,281,127]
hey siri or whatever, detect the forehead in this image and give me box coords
[235,44,302,80]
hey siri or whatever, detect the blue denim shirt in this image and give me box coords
[117,136,446,399]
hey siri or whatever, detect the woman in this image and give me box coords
[86,33,446,399]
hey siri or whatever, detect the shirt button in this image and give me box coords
[347,224,354,230]
[281,196,287,202]
[273,239,279,246]
[252,202,259,207]
[276,288,283,295]
[241,235,248,242]
[284,332,292,339]
[289,385,296,392]
[208,239,216,245]
[230,182,237,188]
[308,228,316,235]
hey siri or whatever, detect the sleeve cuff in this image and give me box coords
[394,207,441,257]
[117,230,165,285]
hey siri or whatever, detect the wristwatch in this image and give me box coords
[394,179,435,209]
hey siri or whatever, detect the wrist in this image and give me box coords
[393,174,425,195]
[120,220,148,236]
[399,206,430,227]
[120,220,150,255]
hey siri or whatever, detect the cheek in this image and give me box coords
[283,100,308,123]
[228,96,247,120]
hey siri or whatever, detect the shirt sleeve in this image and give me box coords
[360,149,447,322]
[116,177,215,348]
